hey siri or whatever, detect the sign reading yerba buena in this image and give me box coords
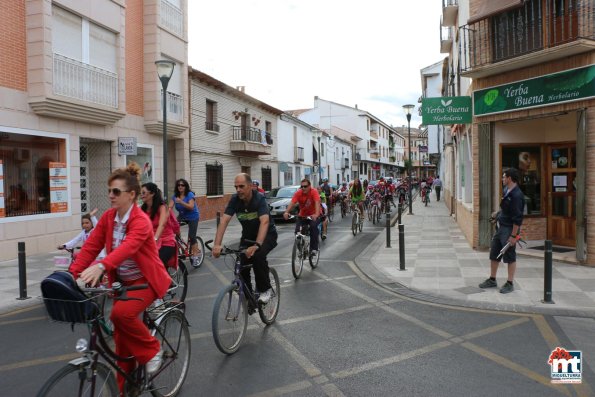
[422,96,472,125]
[474,64,595,116]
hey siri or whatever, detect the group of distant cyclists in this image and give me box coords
[49,165,436,395]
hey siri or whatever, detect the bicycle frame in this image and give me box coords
[62,294,184,395]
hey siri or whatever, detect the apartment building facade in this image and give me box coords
[296,97,405,183]
[451,0,595,263]
[188,68,282,219]
[0,0,189,260]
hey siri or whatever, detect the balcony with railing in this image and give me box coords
[294,146,304,163]
[205,121,220,132]
[160,0,183,37]
[53,53,118,108]
[230,126,272,156]
[160,90,184,123]
[440,24,453,53]
[29,53,125,125]
[460,0,595,78]
[369,130,379,140]
[442,0,459,26]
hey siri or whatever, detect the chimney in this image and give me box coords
[355,104,358,109]
[236,86,245,93]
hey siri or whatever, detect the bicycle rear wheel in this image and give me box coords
[328,205,334,222]
[150,309,191,397]
[308,241,319,269]
[212,284,248,355]
[165,259,188,303]
[351,212,358,236]
[258,267,280,325]
[291,238,304,279]
[37,362,118,397]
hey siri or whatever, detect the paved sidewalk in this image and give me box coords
[354,193,595,317]
[0,217,243,315]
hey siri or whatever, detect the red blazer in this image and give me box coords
[70,205,170,299]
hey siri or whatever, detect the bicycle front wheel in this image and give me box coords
[190,237,205,269]
[212,284,248,355]
[291,238,304,279]
[151,309,191,397]
[37,362,118,397]
[352,212,358,236]
[258,267,280,325]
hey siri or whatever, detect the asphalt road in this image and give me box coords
[1,215,594,396]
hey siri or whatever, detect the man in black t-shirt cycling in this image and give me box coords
[213,173,278,303]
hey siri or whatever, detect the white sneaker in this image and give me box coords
[258,288,273,304]
[310,250,318,258]
[146,349,163,374]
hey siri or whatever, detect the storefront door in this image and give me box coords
[547,143,576,246]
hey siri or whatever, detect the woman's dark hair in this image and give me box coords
[174,178,191,198]
[109,161,141,198]
[352,178,362,197]
[141,182,165,219]
[81,213,92,223]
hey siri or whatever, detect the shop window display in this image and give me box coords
[0,131,67,217]
[501,146,541,215]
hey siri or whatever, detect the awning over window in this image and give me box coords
[467,0,524,24]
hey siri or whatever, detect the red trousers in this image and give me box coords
[110,278,159,392]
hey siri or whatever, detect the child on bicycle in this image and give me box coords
[58,208,106,261]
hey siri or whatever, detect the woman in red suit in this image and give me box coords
[70,162,170,392]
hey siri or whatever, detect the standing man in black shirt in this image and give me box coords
[479,168,525,294]
[213,173,278,303]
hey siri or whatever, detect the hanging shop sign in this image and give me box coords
[0,160,4,218]
[418,145,428,153]
[49,162,68,213]
[118,137,137,156]
[474,64,595,116]
[421,96,472,125]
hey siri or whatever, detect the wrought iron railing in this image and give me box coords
[460,0,595,72]
[232,126,272,145]
[205,121,220,132]
[294,147,304,162]
[160,90,183,123]
[160,0,183,36]
[53,53,118,108]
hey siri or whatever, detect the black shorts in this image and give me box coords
[489,225,516,263]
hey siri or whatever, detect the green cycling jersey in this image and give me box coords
[349,186,365,202]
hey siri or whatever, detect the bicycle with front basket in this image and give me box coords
[38,282,191,397]
[205,239,280,355]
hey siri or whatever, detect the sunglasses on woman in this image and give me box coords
[108,188,129,196]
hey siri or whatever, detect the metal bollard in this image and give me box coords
[17,242,30,300]
[543,240,554,304]
[397,203,402,225]
[216,211,221,228]
[386,212,391,248]
[399,224,405,271]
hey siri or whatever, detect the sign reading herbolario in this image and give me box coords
[49,162,68,213]
[421,96,472,125]
[474,64,595,116]
[0,160,4,218]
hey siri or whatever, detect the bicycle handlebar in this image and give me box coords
[205,239,257,255]
[80,282,148,301]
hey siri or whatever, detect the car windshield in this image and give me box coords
[266,188,280,198]
[276,187,298,198]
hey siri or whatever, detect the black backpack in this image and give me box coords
[40,271,99,323]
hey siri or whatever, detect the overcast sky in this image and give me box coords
[188,0,443,128]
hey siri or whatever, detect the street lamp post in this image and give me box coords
[403,104,415,215]
[155,60,175,202]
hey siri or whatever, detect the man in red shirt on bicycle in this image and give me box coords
[283,178,321,257]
